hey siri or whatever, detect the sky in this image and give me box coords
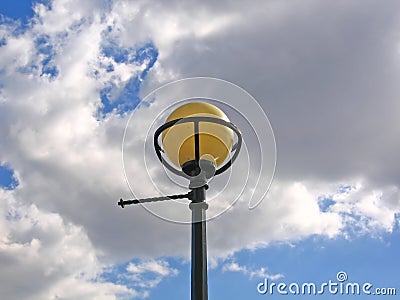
[0,0,400,299]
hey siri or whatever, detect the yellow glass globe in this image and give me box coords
[162,102,234,168]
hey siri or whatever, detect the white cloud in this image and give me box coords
[222,261,283,280]
[0,189,136,299]
[125,259,179,289]
[206,181,343,259]
[32,0,108,34]
[328,182,399,234]
[106,0,240,59]
[127,260,178,277]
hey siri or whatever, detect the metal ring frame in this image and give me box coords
[154,116,242,178]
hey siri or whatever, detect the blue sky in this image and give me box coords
[0,0,35,20]
[0,164,18,189]
[1,1,399,299]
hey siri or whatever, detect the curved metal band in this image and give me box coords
[154,116,242,177]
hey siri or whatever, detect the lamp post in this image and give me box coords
[118,102,242,300]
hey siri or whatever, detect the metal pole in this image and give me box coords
[189,186,208,300]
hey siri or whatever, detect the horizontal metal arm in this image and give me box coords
[118,193,191,208]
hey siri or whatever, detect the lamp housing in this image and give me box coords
[154,101,242,183]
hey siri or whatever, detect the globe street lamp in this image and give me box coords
[118,101,242,300]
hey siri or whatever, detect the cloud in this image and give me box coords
[0,189,136,299]
[206,181,343,259]
[142,0,400,246]
[127,260,178,277]
[222,261,283,280]
[126,260,179,289]
[149,0,400,187]
[106,0,240,59]
[328,182,400,235]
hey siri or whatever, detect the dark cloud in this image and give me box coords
[151,0,400,186]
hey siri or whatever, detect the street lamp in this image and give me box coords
[118,101,242,300]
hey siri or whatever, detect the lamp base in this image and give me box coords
[182,159,216,189]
